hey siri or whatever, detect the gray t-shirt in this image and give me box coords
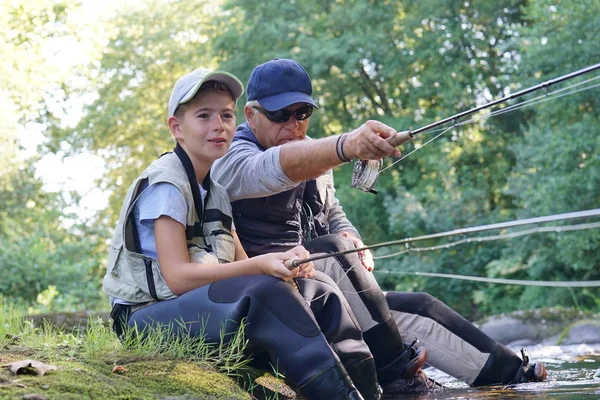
[212,135,360,237]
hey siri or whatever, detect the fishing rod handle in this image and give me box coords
[386,130,414,147]
[284,259,300,270]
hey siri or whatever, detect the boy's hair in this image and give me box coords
[173,80,234,118]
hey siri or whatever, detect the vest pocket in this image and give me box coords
[125,252,175,301]
[205,230,235,263]
[107,236,123,277]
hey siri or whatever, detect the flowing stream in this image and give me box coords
[420,343,600,399]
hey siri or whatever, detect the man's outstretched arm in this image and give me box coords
[280,120,401,182]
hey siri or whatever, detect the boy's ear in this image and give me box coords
[168,115,182,141]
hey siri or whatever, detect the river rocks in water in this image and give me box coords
[477,308,600,345]
[560,320,600,345]
[594,369,600,379]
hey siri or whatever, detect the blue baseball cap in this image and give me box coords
[247,58,319,111]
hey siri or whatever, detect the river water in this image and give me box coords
[421,343,600,399]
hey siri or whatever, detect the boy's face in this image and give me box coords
[170,90,236,164]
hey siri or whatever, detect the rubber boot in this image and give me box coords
[297,361,364,400]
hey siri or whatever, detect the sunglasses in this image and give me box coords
[252,104,313,123]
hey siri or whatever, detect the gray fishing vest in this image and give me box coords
[102,150,234,304]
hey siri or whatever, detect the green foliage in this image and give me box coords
[3,0,599,319]
[0,169,105,310]
[0,0,106,311]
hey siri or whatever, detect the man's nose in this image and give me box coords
[285,115,299,127]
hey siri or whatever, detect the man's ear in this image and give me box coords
[244,105,257,131]
[168,115,182,141]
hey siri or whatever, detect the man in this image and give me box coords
[212,58,546,395]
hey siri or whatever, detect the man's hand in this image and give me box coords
[344,120,402,160]
[338,232,375,272]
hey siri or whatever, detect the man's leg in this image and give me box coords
[386,292,547,386]
[306,235,440,394]
[296,271,382,399]
[306,234,544,387]
[126,275,364,399]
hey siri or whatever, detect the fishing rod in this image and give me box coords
[351,62,600,193]
[285,208,600,268]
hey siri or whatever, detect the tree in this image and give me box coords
[0,0,106,309]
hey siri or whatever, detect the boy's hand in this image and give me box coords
[286,246,314,279]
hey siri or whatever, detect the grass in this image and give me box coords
[0,297,293,399]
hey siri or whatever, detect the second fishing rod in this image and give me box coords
[283,208,600,269]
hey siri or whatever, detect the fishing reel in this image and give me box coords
[350,130,415,194]
[351,159,383,194]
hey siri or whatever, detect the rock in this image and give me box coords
[560,321,600,345]
[479,316,537,344]
[478,308,597,345]
[506,339,537,348]
[24,311,111,331]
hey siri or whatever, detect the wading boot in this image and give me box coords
[512,348,547,383]
[379,340,444,398]
[297,361,364,400]
[344,357,383,400]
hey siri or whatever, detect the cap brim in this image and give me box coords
[259,92,319,111]
[180,71,244,105]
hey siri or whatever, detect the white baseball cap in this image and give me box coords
[168,68,244,117]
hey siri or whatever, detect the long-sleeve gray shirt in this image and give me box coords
[212,132,360,238]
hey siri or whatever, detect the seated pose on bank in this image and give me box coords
[212,58,547,391]
[102,67,388,400]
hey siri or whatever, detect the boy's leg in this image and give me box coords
[386,292,546,386]
[126,274,362,398]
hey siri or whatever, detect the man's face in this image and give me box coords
[248,102,311,149]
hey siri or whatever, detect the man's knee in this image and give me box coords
[306,234,353,253]
[386,292,440,316]
[306,235,360,272]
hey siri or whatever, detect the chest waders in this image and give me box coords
[109,147,380,400]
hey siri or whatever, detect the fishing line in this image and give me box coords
[380,126,455,173]
[371,270,600,288]
[300,218,600,303]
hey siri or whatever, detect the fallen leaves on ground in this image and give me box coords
[111,365,128,374]
[2,359,57,376]
[23,394,47,400]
